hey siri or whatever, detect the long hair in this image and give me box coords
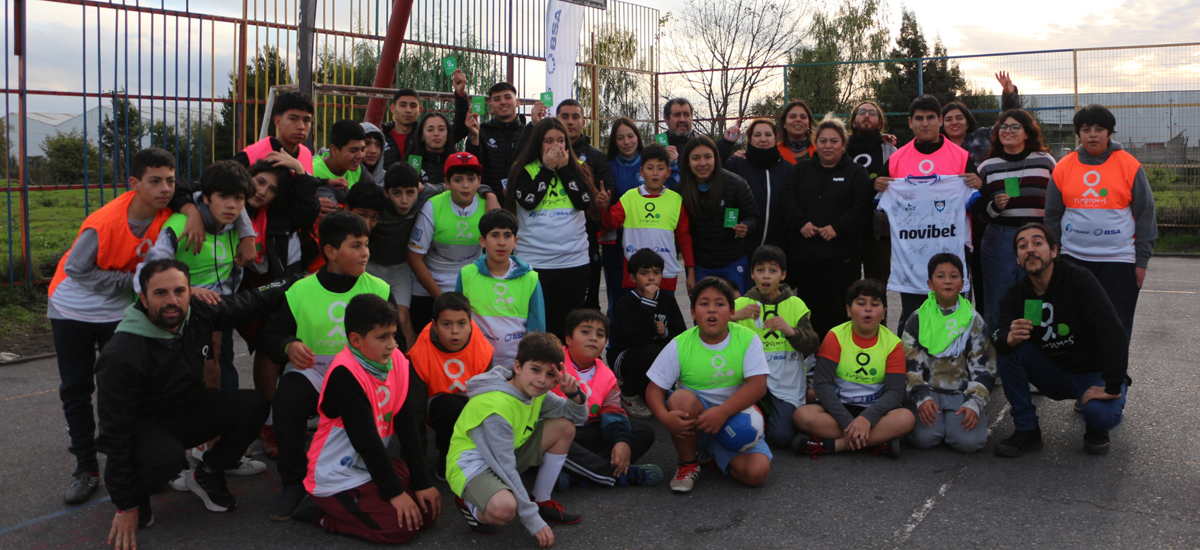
[778,99,814,143]
[406,112,451,156]
[505,117,597,217]
[606,117,644,160]
[940,102,978,136]
[986,109,1049,160]
[678,136,727,217]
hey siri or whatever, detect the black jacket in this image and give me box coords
[991,258,1130,394]
[608,289,688,361]
[229,138,322,276]
[782,154,874,260]
[94,277,295,510]
[381,121,415,171]
[455,93,527,203]
[686,169,760,268]
[725,146,794,250]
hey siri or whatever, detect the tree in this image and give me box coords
[213,46,293,160]
[873,8,972,141]
[784,0,891,115]
[100,93,147,185]
[35,129,112,187]
[668,0,809,136]
[0,116,14,179]
[575,26,648,140]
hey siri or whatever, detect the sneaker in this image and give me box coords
[226,455,267,476]
[694,451,716,468]
[1082,426,1111,455]
[260,425,279,460]
[270,484,308,521]
[187,444,206,468]
[185,464,238,512]
[620,394,652,419]
[620,464,664,487]
[790,433,828,459]
[168,469,192,492]
[994,428,1043,458]
[290,499,322,525]
[1074,400,1083,414]
[64,471,100,505]
[669,462,700,493]
[138,499,155,529]
[536,499,582,524]
[454,497,500,534]
[556,471,589,490]
[873,438,901,459]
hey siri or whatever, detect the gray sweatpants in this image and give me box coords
[906,392,988,453]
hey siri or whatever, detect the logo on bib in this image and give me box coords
[137,238,154,258]
[643,201,660,219]
[493,282,515,305]
[455,220,472,239]
[1082,170,1108,198]
[327,301,348,338]
[854,153,872,168]
[444,359,467,392]
[711,355,734,378]
[918,159,935,175]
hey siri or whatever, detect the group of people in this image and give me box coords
[45,67,1155,549]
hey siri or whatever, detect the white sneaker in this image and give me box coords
[669,462,700,493]
[168,469,192,492]
[225,455,267,476]
[621,394,652,419]
[188,444,207,467]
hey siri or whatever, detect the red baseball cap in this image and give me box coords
[444,152,483,174]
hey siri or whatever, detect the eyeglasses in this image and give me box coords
[998,124,1024,134]
[855,108,880,116]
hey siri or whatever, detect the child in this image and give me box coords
[407,292,494,479]
[730,245,820,448]
[646,277,773,493]
[554,309,662,488]
[600,143,694,300]
[314,120,371,194]
[608,248,687,419]
[447,333,586,545]
[261,211,393,521]
[792,279,916,458]
[236,91,316,174]
[408,152,487,334]
[299,294,441,543]
[369,163,433,351]
[904,253,996,453]
[456,208,546,369]
[360,122,387,184]
[346,178,387,234]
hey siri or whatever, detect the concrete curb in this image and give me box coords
[0,352,56,367]
[1154,253,1200,258]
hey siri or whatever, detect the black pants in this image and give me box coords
[409,295,436,339]
[612,343,666,399]
[538,264,590,341]
[128,388,269,500]
[861,235,891,284]
[790,254,861,336]
[51,318,119,475]
[426,393,469,465]
[1063,255,1140,336]
[584,219,603,311]
[219,328,238,390]
[563,420,656,486]
[273,371,319,487]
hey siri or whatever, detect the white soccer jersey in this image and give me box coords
[877,175,979,295]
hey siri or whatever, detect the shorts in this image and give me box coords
[686,391,773,474]
[694,256,749,294]
[367,261,414,307]
[461,420,546,514]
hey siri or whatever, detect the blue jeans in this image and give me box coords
[695,256,749,294]
[980,224,1026,332]
[999,343,1127,432]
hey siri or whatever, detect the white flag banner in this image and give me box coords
[545,0,585,106]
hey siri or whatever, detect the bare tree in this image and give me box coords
[666,0,809,135]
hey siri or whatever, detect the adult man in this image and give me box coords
[96,259,294,549]
[662,98,696,157]
[1044,104,1157,336]
[847,100,897,285]
[453,70,544,203]
[381,88,423,169]
[876,94,982,328]
[991,223,1129,457]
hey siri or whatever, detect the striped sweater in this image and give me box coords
[977,150,1056,227]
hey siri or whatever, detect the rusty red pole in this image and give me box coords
[364,0,416,126]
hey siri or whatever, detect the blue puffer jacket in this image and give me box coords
[609,152,681,199]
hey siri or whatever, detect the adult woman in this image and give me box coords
[724,118,794,250]
[678,136,759,293]
[505,117,598,340]
[782,116,874,335]
[941,72,1021,164]
[718,100,816,164]
[976,109,1056,332]
[406,113,453,185]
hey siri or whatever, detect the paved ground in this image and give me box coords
[2,257,1199,549]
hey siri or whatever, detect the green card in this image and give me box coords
[407,155,423,171]
[654,133,668,146]
[540,91,554,107]
[723,208,739,228]
[1004,176,1021,197]
[471,96,486,115]
[441,56,458,76]
[1023,299,1043,323]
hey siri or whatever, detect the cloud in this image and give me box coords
[954,0,1200,52]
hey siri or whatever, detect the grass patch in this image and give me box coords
[0,283,53,356]
[0,187,127,280]
[1156,234,1200,254]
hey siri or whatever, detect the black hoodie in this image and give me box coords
[725,145,794,250]
[454,93,527,203]
[781,153,874,260]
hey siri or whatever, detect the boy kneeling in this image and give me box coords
[299,294,441,543]
[904,254,996,453]
[447,332,587,547]
[646,277,773,493]
[793,279,915,458]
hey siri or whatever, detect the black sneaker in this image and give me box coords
[994,428,1043,458]
[1082,426,1111,455]
[270,484,308,521]
[454,497,500,534]
[64,471,100,505]
[790,433,829,459]
[290,499,323,525]
[138,498,155,529]
[536,499,582,524]
[185,463,238,512]
[873,438,901,459]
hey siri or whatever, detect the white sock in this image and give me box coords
[531,453,567,502]
[265,411,273,426]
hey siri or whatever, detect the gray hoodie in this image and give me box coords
[1044,140,1157,268]
[361,122,388,184]
[135,191,246,294]
[454,366,586,535]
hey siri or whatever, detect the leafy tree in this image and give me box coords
[35,130,112,187]
[100,93,147,185]
[575,27,648,141]
[786,0,891,115]
[213,46,293,161]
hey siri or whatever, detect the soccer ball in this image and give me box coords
[715,406,765,452]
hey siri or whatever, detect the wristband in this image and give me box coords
[567,388,584,400]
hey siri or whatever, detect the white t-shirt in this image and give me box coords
[877,175,979,295]
[646,332,771,406]
[408,197,482,296]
